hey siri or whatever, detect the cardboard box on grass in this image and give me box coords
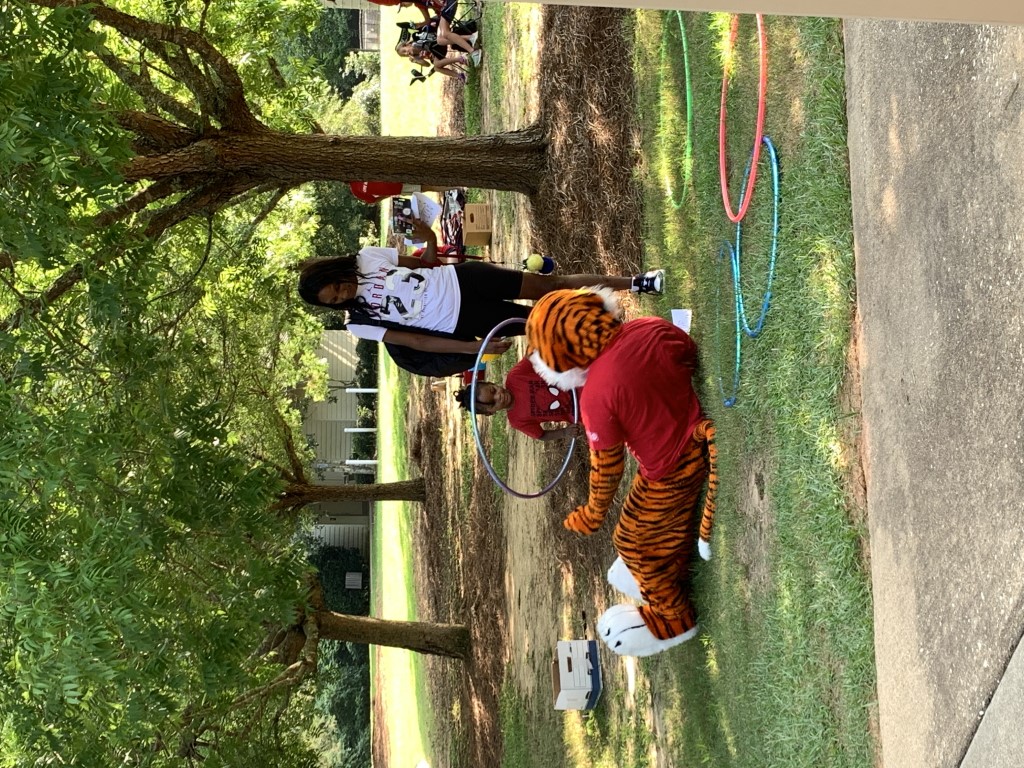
[463,203,492,246]
[551,639,602,710]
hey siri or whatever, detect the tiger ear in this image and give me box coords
[529,350,588,391]
[578,285,623,320]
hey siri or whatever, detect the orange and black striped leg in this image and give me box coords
[694,420,718,560]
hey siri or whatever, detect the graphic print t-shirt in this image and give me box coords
[345,247,461,341]
[505,357,578,439]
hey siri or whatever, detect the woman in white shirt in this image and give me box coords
[297,218,665,357]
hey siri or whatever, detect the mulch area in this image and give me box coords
[390,6,644,768]
[531,6,644,278]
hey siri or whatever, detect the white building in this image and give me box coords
[304,330,375,556]
[320,0,380,50]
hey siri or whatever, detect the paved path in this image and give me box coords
[845,19,1024,768]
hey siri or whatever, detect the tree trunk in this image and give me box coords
[316,612,470,660]
[124,127,548,195]
[279,478,427,509]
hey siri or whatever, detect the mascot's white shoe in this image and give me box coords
[607,556,643,600]
[596,604,698,657]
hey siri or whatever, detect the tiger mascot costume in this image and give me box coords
[525,287,718,657]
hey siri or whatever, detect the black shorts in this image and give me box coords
[437,0,457,22]
[452,262,530,338]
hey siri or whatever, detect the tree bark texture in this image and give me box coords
[316,612,470,660]
[124,127,547,195]
[280,479,427,507]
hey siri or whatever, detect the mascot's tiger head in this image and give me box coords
[525,287,623,391]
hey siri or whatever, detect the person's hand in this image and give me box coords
[410,217,436,242]
[482,337,512,355]
[568,423,586,439]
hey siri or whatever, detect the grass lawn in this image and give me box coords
[373,7,451,765]
[380,3,450,135]
[372,334,430,764]
[495,10,876,768]
[633,11,876,767]
[374,7,876,768]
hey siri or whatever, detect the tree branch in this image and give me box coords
[2,263,85,333]
[115,110,200,155]
[245,449,297,485]
[93,175,185,228]
[235,187,289,247]
[147,216,214,306]
[249,373,309,486]
[142,39,221,128]
[230,617,319,711]
[218,182,286,212]
[1,176,192,331]
[250,625,290,661]
[97,46,200,129]
[143,174,261,238]
[197,0,213,36]
[30,0,262,132]
[2,177,282,333]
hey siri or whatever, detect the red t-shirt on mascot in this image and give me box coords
[505,358,577,439]
[580,317,703,481]
[349,181,404,204]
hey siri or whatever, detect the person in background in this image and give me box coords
[349,181,451,205]
[296,217,666,360]
[395,40,478,82]
[368,0,443,24]
[454,357,583,442]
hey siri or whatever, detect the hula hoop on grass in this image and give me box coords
[469,318,579,499]
[719,13,767,224]
[662,10,694,209]
[732,134,780,338]
[715,134,781,407]
[715,240,742,408]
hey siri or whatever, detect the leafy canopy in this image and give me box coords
[0,0,364,764]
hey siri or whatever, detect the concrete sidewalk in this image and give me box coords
[845,20,1024,768]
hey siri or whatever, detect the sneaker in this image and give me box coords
[467,31,479,47]
[631,269,665,295]
[469,49,483,67]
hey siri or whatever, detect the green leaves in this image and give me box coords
[1,358,312,762]
[0,180,333,764]
[1,2,129,272]
[0,1,374,761]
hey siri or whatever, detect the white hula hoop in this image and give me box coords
[469,317,579,498]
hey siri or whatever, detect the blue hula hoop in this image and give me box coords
[732,134,780,338]
[716,134,781,407]
[469,318,579,499]
[716,240,742,408]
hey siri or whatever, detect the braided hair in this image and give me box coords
[453,383,498,415]
[453,386,473,411]
[297,255,381,324]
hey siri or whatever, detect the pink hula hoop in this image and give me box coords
[719,13,767,225]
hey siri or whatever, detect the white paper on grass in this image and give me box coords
[671,309,693,333]
[403,192,443,246]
